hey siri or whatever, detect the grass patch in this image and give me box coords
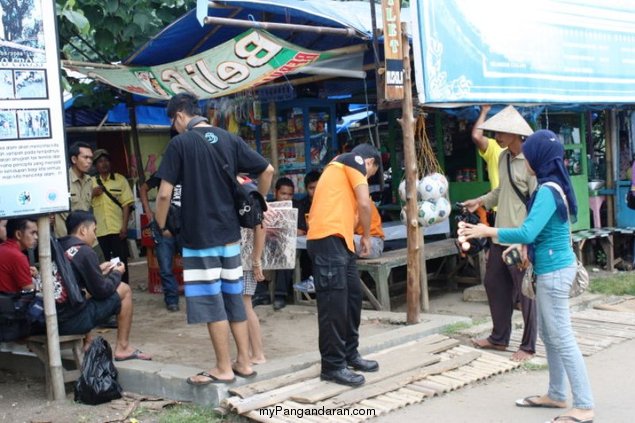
[521,361,548,371]
[441,321,473,335]
[154,404,225,423]
[589,273,635,296]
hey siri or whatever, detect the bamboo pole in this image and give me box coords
[268,102,279,181]
[203,16,363,38]
[127,94,146,186]
[38,217,65,400]
[397,22,421,324]
[606,111,616,226]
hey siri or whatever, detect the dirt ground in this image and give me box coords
[0,258,403,423]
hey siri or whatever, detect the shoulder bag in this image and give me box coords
[542,182,589,298]
[506,153,528,209]
[627,188,635,210]
[189,128,267,228]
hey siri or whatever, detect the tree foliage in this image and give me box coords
[56,0,188,107]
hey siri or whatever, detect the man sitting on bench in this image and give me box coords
[354,201,384,259]
[0,218,39,341]
[58,210,151,361]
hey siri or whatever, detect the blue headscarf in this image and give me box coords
[522,129,578,223]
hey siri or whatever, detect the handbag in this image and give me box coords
[542,182,589,298]
[190,128,267,228]
[627,189,635,210]
[521,263,536,300]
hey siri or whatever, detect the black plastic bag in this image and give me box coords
[74,336,122,405]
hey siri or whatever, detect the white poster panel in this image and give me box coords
[0,0,69,218]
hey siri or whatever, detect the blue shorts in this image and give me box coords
[58,293,121,335]
[182,243,246,324]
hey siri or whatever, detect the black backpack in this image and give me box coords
[51,237,85,308]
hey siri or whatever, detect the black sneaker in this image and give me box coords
[347,356,379,372]
[273,298,286,311]
[166,303,179,312]
[320,368,365,387]
[252,296,271,307]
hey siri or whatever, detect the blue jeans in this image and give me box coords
[536,263,593,409]
[155,235,179,306]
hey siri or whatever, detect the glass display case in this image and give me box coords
[241,98,337,194]
[538,112,590,231]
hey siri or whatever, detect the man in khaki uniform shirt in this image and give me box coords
[54,142,95,237]
[463,106,538,362]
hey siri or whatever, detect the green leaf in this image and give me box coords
[133,13,151,31]
[61,9,90,34]
[104,0,119,14]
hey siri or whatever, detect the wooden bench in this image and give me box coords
[0,334,85,399]
[355,238,460,311]
[572,228,615,271]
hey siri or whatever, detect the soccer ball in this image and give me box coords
[434,197,451,222]
[398,180,407,202]
[399,180,422,202]
[418,176,443,201]
[417,201,437,227]
[429,172,449,195]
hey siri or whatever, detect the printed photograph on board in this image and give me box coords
[0,110,18,140]
[0,0,46,66]
[14,69,47,98]
[16,109,50,138]
[0,70,15,99]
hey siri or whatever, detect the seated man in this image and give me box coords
[0,219,39,341]
[354,200,384,259]
[58,210,151,361]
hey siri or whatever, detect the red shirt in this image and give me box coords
[0,239,32,293]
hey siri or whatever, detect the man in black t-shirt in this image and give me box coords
[155,93,273,385]
[139,172,182,311]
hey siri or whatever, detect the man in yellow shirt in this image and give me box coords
[91,149,134,283]
[472,105,504,191]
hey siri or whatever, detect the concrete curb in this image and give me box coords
[116,312,471,406]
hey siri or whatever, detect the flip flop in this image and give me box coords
[471,338,507,351]
[186,371,236,386]
[549,416,593,423]
[515,395,566,408]
[114,349,152,362]
[233,368,258,378]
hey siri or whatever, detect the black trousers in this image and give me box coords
[274,269,294,299]
[307,236,362,372]
[484,243,537,353]
[98,234,129,283]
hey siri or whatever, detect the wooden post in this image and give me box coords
[606,111,616,227]
[38,217,65,400]
[268,102,279,182]
[127,94,145,186]
[397,22,421,324]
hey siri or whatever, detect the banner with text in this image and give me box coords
[411,0,635,104]
[65,29,333,100]
[0,0,69,218]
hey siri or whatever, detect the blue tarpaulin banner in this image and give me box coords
[411,0,635,105]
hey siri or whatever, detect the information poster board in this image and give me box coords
[0,0,69,218]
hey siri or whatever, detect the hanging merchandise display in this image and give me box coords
[399,114,451,227]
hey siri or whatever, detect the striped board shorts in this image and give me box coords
[182,243,246,324]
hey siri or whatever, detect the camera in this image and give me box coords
[504,248,522,266]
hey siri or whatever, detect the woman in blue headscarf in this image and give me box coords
[462,130,594,423]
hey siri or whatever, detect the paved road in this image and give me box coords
[378,337,635,423]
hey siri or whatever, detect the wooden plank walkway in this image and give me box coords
[223,308,635,422]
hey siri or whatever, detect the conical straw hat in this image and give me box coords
[478,105,533,137]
